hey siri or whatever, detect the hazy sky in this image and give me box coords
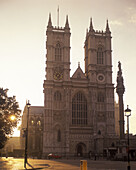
[0,0,136,135]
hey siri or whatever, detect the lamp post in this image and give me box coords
[125,105,131,170]
[24,100,31,169]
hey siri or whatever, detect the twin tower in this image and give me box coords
[45,14,112,84]
[43,14,115,157]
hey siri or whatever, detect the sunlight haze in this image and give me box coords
[0,0,136,136]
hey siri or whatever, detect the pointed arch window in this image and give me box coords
[37,120,41,126]
[54,91,61,101]
[31,120,34,126]
[72,92,87,125]
[55,43,62,61]
[97,47,103,64]
[57,129,61,142]
[30,118,34,126]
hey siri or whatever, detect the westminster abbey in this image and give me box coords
[21,14,118,158]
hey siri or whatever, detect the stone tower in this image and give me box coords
[116,61,125,139]
[84,19,115,136]
[43,14,71,156]
[45,14,71,82]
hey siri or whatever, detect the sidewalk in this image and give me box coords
[0,157,136,170]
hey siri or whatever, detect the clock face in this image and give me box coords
[98,75,104,81]
[54,71,63,80]
[53,67,63,80]
[97,74,105,82]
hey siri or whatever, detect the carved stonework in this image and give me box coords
[53,112,62,121]
[98,112,105,121]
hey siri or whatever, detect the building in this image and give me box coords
[20,105,44,158]
[21,14,122,158]
[0,137,23,157]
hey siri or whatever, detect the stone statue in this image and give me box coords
[116,61,125,93]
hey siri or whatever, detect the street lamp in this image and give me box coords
[125,105,131,170]
[24,100,31,169]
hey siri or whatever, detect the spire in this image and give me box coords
[106,19,111,33]
[65,15,70,30]
[89,17,94,32]
[57,6,59,27]
[47,13,52,28]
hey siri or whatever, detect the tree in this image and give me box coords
[0,88,21,149]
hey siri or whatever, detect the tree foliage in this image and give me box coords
[0,88,21,149]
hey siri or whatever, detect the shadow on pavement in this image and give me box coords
[20,168,44,170]
[36,163,50,167]
[24,162,45,170]
[23,162,50,170]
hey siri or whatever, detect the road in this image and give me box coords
[0,157,136,170]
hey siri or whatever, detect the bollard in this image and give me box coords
[80,160,87,170]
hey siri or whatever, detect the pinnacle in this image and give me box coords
[65,15,70,30]
[106,19,111,33]
[47,13,52,28]
[89,17,94,32]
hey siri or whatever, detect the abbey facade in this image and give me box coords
[20,14,120,158]
[42,14,117,157]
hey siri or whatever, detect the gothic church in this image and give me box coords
[42,14,116,157]
[21,14,117,158]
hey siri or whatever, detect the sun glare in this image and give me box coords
[10,115,15,121]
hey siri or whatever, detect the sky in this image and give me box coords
[0,0,136,136]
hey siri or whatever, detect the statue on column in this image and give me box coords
[116,61,125,93]
[116,61,125,140]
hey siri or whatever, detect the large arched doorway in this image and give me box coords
[76,143,86,157]
[77,145,83,157]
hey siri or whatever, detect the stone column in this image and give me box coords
[116,61,125,139]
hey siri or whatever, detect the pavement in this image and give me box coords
[0,157,136,170]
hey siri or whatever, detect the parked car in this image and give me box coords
[47,153,61,159]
